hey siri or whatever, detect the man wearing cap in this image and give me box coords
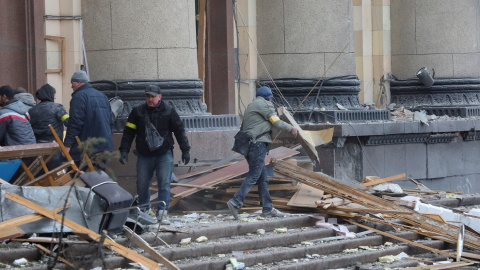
[64,70,113,165]
[119,85,191,225]
[227,86,298,220]
[0,85,36,146]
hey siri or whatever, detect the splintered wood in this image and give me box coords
[269,159,480,256]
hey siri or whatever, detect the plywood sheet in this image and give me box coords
[287,184,324,208]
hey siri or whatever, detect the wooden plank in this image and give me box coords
[225,183,299,193]
[398,261,473,270]
[170,147,298,197]
[277,107,320,163]
[0,178,11,185]
[169,183,217,190]
[287,184,324,208]
[24,161,74,186]
[35,244,75,268]
[270,159,480,251]
[5,193,162,270]
[11,237,90,245]
[0,142,59,159]
[0,206,67,230]
[124,226,180,270]
[361,173,407,187]
[347,219,463,260]
[0,226,25,241]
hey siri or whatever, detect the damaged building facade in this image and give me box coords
[2,0,480,194]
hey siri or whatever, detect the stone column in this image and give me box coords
[82,0,198,81]
[391,0,480,79]
[256,0,355,79]
[353,0,391,106]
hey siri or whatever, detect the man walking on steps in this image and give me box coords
[227,86,298,220]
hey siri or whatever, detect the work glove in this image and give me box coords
[181,151,190,165]
[119,151,128,165]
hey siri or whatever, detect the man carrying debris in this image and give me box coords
[119,85,191,225]
[227,86,298,219]
[63,70,113,165]
[0,85,36,146]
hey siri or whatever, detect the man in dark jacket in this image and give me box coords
[29,84,70,170]
[29,84,69,143]
[64,70,113,164]
[0,85,36,146]
[119,85,190,225]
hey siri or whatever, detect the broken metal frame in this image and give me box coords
[5,192,162,270]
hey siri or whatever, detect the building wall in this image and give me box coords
[255,0,355,80]
[81,0,198,81]
[391,0,480,79]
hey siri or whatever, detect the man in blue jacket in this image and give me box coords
[64,70,113,165]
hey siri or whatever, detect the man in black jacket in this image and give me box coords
[29,83,69,169]
[119,85,190,225]
[64,70,113,165]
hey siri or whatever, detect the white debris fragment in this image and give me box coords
[13,258,28,266]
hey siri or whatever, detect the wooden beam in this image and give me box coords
[0,226,25,241]
[124,226,179,270]
[35,244,74,268]
[0,206,67,230]
[225,183,299,193]
[5,193,162,270]
[361,173,407,187]
[347,219,471,262]
[277,107,319,163]
[23,161,74,186]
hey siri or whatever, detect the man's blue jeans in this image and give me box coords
[231,142,273,214]
[136,150,173,212]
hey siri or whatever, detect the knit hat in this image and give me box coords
[15,87,27,94]
[71,70,89,83]
[0,85,15,99]
[256,86,273,100]
[145,85,161,96]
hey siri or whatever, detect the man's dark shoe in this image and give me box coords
[227,200,239,220]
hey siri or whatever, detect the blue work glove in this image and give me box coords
[181,151,190,165]
[119,151,128,165]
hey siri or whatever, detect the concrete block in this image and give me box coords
[462,141,480,175]
[82,0,112,51]
[87,49,158,81]
[324,52,356,77]
[383,144,407,179]
[426,143,447,179]
[418,121,438,134]
[404,122,419,134]
[341,122,383,137]
[258,53,325,79]
[405,143,427,179]
[443,141,465,177]
[284,0,352,53]
[362,144,385,178]
[256,0,284,54]
[110,0,192,49]
[335,142,364,182]
[435,120,457,133]
[383,122,405,135]
[455,119,475,131]
[391,54,454,79]
[453,53,480,78]
[416,0,477,54]
[157,48,198,80]
[390,0,416,55]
